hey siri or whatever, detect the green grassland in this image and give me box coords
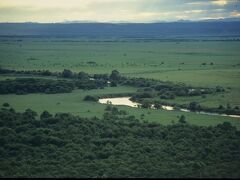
[1,39,239,74]
[0,38,240,127]
[0,86,239,129]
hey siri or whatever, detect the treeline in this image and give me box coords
[131,98,240,116]
[182,102,240,116]
[0,68,224,98]
[0,106,239,178]
[0,78,107,95]
[0,78,74,94]
[0,67,108,81]
[126,78,221,101]
[0,68,57,77]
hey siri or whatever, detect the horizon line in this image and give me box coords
[0,18,240,24]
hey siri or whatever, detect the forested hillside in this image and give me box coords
[0,106,239,178]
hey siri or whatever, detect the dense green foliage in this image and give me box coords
[0,107,239,178]
[84,95,99,102]
[0,76,107,95]
[0,68,218,98]
[0,78,74,94]
[117,76,219,101]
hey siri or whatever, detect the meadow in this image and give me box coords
[0,37,240,128]
[0,86,240,129]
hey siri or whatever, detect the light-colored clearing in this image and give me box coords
[99,97,140,108]
[162,105,174,111]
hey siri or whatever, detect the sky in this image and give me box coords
[0,0,239,23]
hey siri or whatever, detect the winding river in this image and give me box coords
[99,97,240,119]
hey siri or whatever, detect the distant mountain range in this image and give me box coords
[59,17,240,23]
[0,20,240,38]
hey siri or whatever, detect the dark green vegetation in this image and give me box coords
[0,78,74,94]
[0,77,107,95]
[0,69,109,94]
[0,107,239,178]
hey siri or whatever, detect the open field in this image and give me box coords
[0,86,240,128]
[0,37,240,128]
[1,38,240,73]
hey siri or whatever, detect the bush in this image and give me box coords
[179,115,186,123]
[2,103,10,107]
[84,95,98,102]
[40,111,53,120]
[62,69,73,78]
[189,102,201,111]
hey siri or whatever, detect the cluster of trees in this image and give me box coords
[134,99,240,116]
[130,86,216,103]
[75,79,106,90]
[84,95,99,102]
[0,67,225,91]
[0,106,239,178]
[0,78,75,95]
[0,67,97,81]
[61,70,223,101]
[185,102,240,115]
[0,76,111,95]
[0,67,58,77]
[0,67,220,97]
[0,68,118,93]
[0,67,112,82]
[121,77,218,101]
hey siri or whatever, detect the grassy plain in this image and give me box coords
[0,86,239,129]
[0,37,240,127]
[1,38,239,73]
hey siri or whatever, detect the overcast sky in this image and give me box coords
[0,0,239,23]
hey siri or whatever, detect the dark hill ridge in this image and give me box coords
[0,22,240,38]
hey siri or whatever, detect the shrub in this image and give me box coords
[84,95,98,102]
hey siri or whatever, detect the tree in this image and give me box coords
[154,103,161,109]
[218,105,224,110]
[189,102,200,111]
[141,101,151,109]
[62,69,73,78]
[227,103,231,109]
[216,86,225,92]
[78,71,89,80]
[179,115,186,123]
[110,82,117,87]
[23,109,38,118]
[41,70,52,76]
[84,95,98,102]
[105,105,112,111]
[110,70,121,81]
[40,111,53,120]
[3,103,10,107]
